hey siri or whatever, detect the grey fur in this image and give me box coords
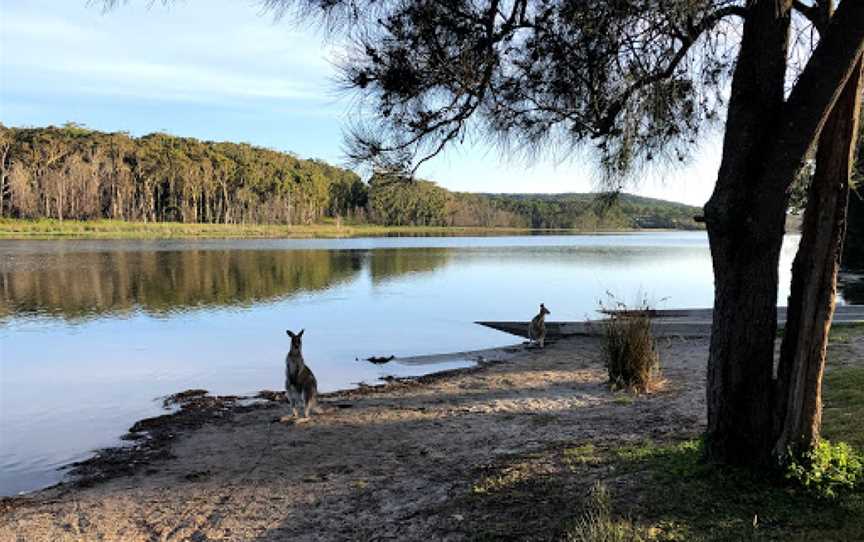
[285,329,318,419]
[528,304,551,348]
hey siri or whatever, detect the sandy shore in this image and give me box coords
[2,333,860,541]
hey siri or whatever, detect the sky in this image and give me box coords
[0,0,723,206]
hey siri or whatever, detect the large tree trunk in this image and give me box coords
[704,0,864,467]
[703,1,791,467]
[773,58,864,459]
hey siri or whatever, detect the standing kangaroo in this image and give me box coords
[528,303,551,348]
[285,329,318,421]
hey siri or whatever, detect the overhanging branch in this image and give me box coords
[596,4,746,136]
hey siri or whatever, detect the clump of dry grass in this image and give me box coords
[601,297,661,393]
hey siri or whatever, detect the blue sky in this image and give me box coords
[0,0,721,205]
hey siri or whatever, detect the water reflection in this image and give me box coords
[0,242,716,321]
[0,248,459,320]
[369,248,452,285]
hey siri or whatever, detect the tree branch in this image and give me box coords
[792,0,831,33]
[595,4,746,135]
[769,0,864,190]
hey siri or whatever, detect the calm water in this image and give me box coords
[0,232,804,495]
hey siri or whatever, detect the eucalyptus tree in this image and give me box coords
[0,125,367,224]
[0,125,12,218]
[240,0,864,467]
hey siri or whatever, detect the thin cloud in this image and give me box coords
[1,2,336,105]
[4,58,327,103]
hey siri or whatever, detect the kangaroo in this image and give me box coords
[528,303,551,348]
[284,329,318,422]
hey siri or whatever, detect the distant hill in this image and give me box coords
[0,123,701,231]
[478,192,703,230]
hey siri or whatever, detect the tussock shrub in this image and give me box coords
[565,482,648,542]
[601,299,660,393]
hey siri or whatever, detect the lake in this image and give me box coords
[0,232,806,495]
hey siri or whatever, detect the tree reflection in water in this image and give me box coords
[0,247,453,320]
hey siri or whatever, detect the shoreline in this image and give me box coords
[0,335,709,538]
[0,218,699,240]
[0,344,525,501]
[2,331,861,540]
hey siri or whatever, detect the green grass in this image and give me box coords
[828,321,864,343]
[612,394,636,406]
[563,444,602,466]
[565,482,650,542]
[823,366,864,450]
[596,438,863,541]
[778,321,864,340]
[578,360,864,540]
[0,218,623,239]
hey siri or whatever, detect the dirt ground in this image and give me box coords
[2,333,861,542]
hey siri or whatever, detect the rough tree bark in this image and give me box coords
[704,1,792,466]
[705,0,864,466]
[774,57,864,459]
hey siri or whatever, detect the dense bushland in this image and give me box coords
[0,124,367,225]
[0,124,703,230]
[484,193,701,230]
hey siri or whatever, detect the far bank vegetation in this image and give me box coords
[0,124,703,230]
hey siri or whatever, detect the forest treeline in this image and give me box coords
[0,123,703,229]
[0,124,367,225]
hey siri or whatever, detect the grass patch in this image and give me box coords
[606,362,864,539]
[823,366,864,450]
[471,456,552,496]
[778,321,863,340]
[564,482,650,542]
[563,444,602,466]
[612,394,635,406]
[0,218,593,240]
[828,322,864,343]
[607,438,863,541]
[465,437,863,541]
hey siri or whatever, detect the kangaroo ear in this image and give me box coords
[298,329,305,338]
[286,330,295,338]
